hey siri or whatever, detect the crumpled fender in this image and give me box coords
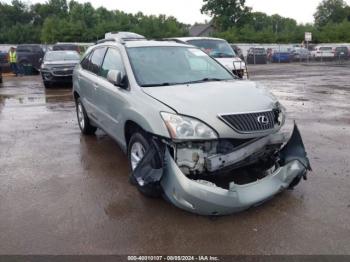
[132,139,165,187]
[279,123,312,188]
[132,123,311,192]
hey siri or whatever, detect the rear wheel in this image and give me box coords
[127,132,162,197]
[76,97,97,135]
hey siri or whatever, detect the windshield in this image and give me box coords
[250,48,266,54]
[274,48,291,53]
[44,51,80,61]
[127,46,234,87]
[187,39,236,58]
[319,47,332,51]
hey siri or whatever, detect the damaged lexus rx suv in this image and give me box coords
[73,35,311,216]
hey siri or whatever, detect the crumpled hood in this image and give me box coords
[143,80,278,127]
[215,57,246,70]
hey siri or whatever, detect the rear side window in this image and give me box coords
[81,53,92,70]
[320,47,332,51]
[100,48,125,78]
[89,47,107,74]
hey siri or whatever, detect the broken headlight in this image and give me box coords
[161,112,218,140]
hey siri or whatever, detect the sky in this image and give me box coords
[5,0,350,25]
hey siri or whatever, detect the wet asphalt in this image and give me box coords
[0,64,349,255]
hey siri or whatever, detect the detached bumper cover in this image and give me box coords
[162,152,306,215]
[134,124,311,216]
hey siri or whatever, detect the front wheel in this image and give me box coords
[43,81,51,88]
[76,97,97,135]
[127,132,162,197]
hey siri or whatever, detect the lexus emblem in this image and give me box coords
[257,115,269,125]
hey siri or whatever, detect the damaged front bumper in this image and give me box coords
[134,124,311,216]
[162,151,306,215]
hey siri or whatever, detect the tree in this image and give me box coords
[201,0,251,30]
[314,0,349,27]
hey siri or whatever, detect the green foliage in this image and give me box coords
[203,0,350,43]
[0,0,189,44]
[201,0,251,30]
[314,0,350,27]
[1,0,350,44]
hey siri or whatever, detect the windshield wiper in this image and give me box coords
[184,78,225,84]
[212,52,234,58]
[141,82,175,87]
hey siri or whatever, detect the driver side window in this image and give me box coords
[100,48,125,79]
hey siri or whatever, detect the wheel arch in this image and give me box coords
[124,120,147,147]
[73,90,80,101]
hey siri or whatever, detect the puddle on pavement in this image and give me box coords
[0,88,74,113]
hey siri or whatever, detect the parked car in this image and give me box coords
[40,50,80,88]
[312,46,335,61]
[0,51,8,84]
[17,44,45,72]
[0,64,2,84]
[271,48,292,63]
[72,33,311,216]
[334,46,349,60]
[168,37,247,79]
[291,47,311,61]
[230,44,245,61]
[246,48,268,64]
[0,48,10,74]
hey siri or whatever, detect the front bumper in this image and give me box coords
[162,150,305,215]
[134,124,311,216]
[41,70,73,83]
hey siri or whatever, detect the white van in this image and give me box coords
[169,37,247,79]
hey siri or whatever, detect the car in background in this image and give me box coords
[230,44,245,61]
[0,51,8,84]
[291,47,311,61]
[334,46,349,60]
[247,47,268,64]
[0,46,11,75]
[17,44,45,72]
[312,46,335,61]
[40,50,80,88]
[271,48,292,63]
[168,37,247,79]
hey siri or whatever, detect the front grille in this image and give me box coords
[53,69,73,76]
[219,110,277,133]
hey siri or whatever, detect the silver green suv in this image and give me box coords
[73,32,311,216]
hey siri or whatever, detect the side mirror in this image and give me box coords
[107,69,126,88]
[39,58,43,64]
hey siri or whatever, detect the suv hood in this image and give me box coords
[143,80,278,124]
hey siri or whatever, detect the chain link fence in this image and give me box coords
[237,43,350,66]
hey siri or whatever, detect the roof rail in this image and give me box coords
[96,38,119,44]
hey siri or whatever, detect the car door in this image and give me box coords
[94,47,129,144]
[78,47,107,122]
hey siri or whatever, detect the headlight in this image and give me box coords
[160,112,218,140]
[273,102,286,126]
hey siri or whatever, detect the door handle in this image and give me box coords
[93,83,98,90]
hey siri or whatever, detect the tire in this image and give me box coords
[127,132,162,198]
[75,97,97,135]
[43,81,51,88]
